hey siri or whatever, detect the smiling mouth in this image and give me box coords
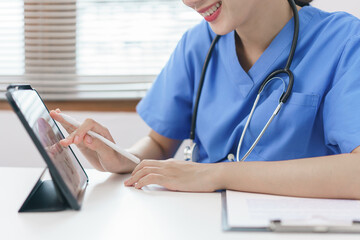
[200,1,222,18]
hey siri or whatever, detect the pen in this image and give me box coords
[58,113,140,164]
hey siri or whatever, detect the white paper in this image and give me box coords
[226,190,360,228]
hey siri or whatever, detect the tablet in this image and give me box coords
[6,85,88,211]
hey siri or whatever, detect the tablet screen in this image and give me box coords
[10,89,87,198]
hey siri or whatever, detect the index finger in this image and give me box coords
[50,109,77,132]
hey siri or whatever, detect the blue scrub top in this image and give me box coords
[137,6,360,163]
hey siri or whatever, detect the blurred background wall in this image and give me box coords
[313,0,360,18]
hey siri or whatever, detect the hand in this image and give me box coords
[50,109,136,173]
[124,159,221,192]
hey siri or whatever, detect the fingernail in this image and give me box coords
[125,178,132,185]
[74,135,79,143]
[60,139,70,146]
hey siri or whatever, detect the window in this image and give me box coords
[0,0,201,100]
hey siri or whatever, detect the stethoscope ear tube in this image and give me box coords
[235,101,284,162]
[258,0,298,104]
[259,69,294,104]
[280,70,294,103]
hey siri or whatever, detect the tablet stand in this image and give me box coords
[19,168,70,212]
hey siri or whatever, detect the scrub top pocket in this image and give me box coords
[242,89,320,161]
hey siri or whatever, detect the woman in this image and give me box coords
[51,0,360,199]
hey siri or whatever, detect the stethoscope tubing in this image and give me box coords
[190,34,221,140]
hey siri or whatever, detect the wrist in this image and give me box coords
[209,162,228,191]
[212,162,248,191]
[114,152,138,174]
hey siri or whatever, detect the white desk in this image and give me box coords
[1,167,359,240]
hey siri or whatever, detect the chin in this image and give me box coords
[209,25,233,36]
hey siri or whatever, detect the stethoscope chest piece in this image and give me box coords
[184,141,199,162]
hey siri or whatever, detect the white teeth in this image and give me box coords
[200,1,222,17]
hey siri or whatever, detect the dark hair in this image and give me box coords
[294,0,313,7]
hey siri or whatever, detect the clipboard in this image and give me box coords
[222,190,360,233]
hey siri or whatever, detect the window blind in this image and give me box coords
[0,0,201,100]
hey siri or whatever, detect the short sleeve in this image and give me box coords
[323,35,360,153]
[136,31,194,140]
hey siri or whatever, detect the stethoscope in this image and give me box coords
[184,0,300,162]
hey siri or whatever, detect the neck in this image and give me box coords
[235,1,300,72]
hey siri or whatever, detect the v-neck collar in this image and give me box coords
[224,6,315,98]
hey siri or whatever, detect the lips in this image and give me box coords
[198,1,222,22]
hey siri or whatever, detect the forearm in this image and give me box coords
[111,136,163,174]
[113,130,181,174]
[128,130,181,161]
[127,136,169,161]
[217,153,360,199]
